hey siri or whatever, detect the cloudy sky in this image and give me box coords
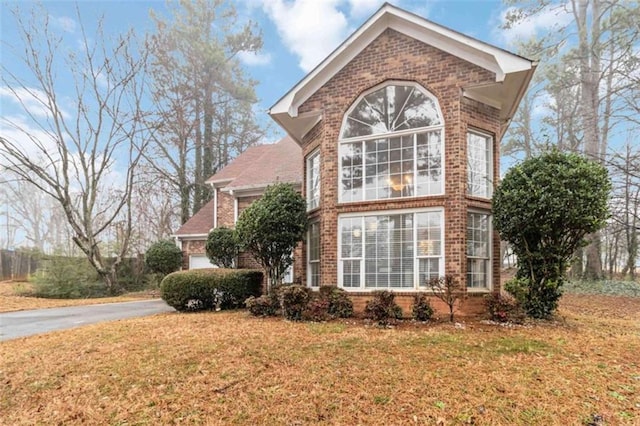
[0,0,572,140]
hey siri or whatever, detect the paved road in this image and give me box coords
[0,299,175,341]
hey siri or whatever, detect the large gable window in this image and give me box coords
[340,83,444,203]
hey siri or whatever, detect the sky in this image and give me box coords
[0,0,569,140]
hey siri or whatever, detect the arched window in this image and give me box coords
[339,82,444,202]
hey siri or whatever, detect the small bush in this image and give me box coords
[505,276,562,319]
[160,269,262,312]
[429,275,464,322]
[484,292,526,323]
[364,290,403,326]
[319,286,354,318]
[279,285,311,321]
[245,295,278,317]
[412,294,434,321]
[31,257,107,299]
[145,240,183,276]
[303,298,331,322]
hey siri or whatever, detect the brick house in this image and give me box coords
[174,135,302,281]
[268,4,536,315]
[175,4,535,316]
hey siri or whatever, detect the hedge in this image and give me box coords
[160,268,263,312]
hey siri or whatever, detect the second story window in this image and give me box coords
[339,83,444,203]
[467,130,493,198]
[306,149,320,210]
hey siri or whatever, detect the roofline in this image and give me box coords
[269,2,535,129]
[223,181,303,194]
[173,233,209,239]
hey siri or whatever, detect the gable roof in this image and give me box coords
[174,199,214,237]
[269,2,536,142]
[206,135,302,192]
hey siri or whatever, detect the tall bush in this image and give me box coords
[493,150,610,318]
[235,183,308,293]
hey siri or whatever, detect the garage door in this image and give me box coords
[189,254,218,269]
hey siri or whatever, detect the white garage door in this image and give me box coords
[189,254,218,269]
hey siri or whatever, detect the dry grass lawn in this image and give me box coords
[0,281,157,313]
[1,294,639,425]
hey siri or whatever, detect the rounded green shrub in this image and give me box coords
[145,240,183,276]
[279,284,311,321]
[364,290,403,326]
[205,227,239,268]
[245,295,278,317]
[160,268,263,312]
[412,294,434,321]
[319,286,354,318]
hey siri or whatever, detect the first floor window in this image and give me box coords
[467,212,491,289]
[307,222,320,287]
[338,209,443,290]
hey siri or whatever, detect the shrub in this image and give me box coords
[160,269,262,312]
[303,297,331,322]
[484,292,526,323]
[364,290,403,326]
[245,295,278,317]
[412,294,434,321]
[145,240,183,276]
[31,256,107,299]
[429,275,464,322]
[205,227,239,268]
[493,150,610,318]
[279,284,311,321]
[319,286,354,318]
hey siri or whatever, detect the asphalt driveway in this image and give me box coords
[0,299,175,341]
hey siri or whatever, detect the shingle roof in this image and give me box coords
[175,136,302,237]
[174,199,214,236]
[224,136,302,191]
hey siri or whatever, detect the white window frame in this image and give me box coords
[338,81,445,203]
[306,149,320,210]
[466,210,492,292]
[337,207,445,292]
[467,129,493,198]
[307,221,320,288]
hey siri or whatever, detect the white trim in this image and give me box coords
[213,188,218,229]
[337,207,445,292]
[269,3,535,141]
[174,233,208,240]
[233,197,239,224]
[307,221,321,288]
[466,209,492,292]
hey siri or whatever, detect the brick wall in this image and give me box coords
[296,28,502,315]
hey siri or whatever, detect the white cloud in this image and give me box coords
[0,86,62,120]
[497,3,573,45]
[51,15,76,33]
[261,0,349,72]
[238,51,273,66]
[348,0,385,18]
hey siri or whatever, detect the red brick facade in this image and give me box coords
[296,29,502,316]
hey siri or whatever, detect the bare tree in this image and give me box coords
[0,5,149,293]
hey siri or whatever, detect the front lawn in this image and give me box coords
[1,294,639,425]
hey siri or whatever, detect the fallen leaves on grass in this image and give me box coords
[1,294,639,425]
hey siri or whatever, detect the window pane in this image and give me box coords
[467,132,492,198]
[308,222,320,288]
[340,143,363,202]
[342,84,442,138]
[419,258,440,287]
[467,212,490,289]
[343,260,361,288]
[307,152,320,210]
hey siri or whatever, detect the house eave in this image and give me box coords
[269,3,535,140]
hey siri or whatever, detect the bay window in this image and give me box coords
[338,209,443,290]
[467,130,493,198]
[467,212,491,289]
[340,83,444,203]
[306,150,320,210]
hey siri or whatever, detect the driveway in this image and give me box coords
[0,299,175,341]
